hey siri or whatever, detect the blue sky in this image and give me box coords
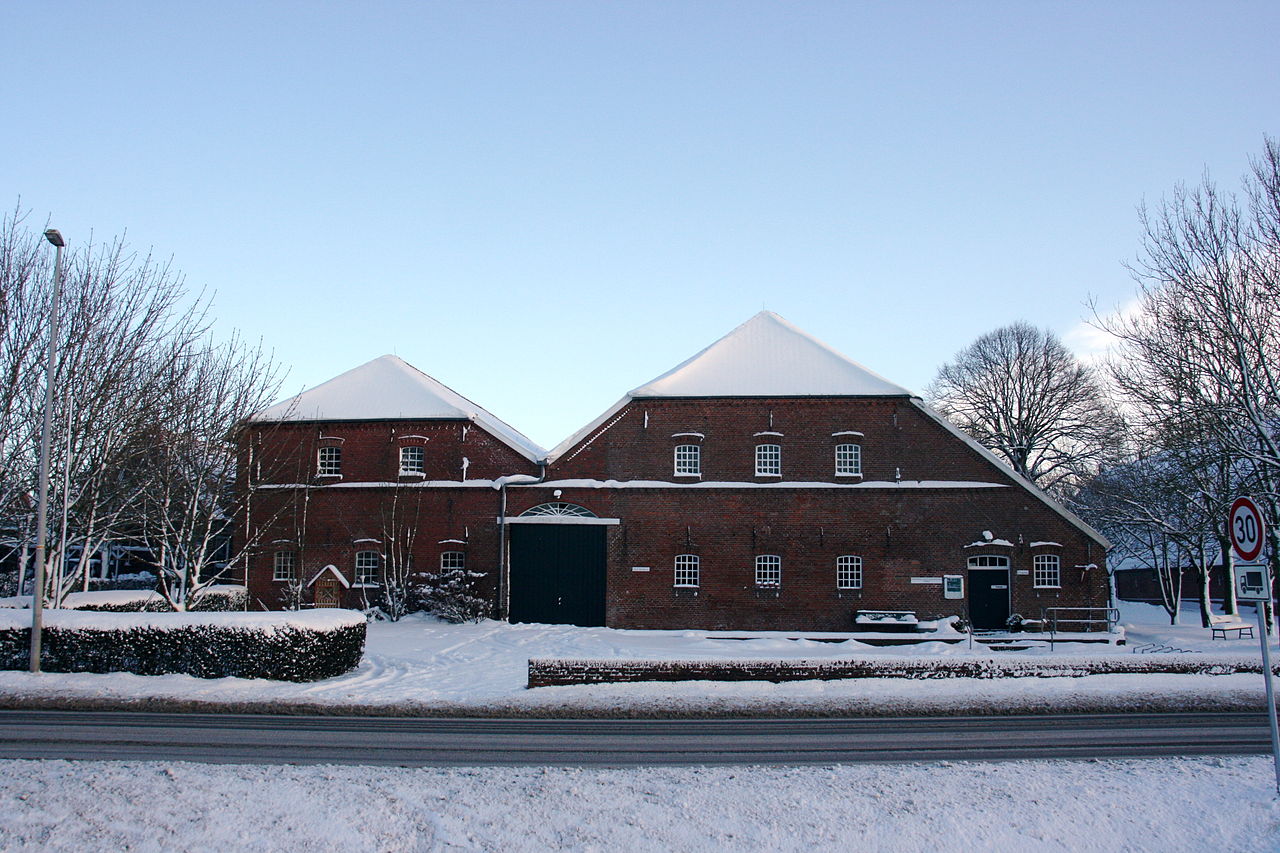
[4,2,1277,449]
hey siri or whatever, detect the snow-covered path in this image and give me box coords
[1,755,1276,852]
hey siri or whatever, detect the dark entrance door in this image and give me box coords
[968,568,1011,629]
[509,525,607,626]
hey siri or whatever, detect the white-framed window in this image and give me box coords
[354,550,380,585]
[399,445,425,475]
[674,554,700,587]
[440,551,466,573]
[755,554,781,587]
[273,550,296,582]
[318,446,342,476]
[1033,553,1061,588]
[755,444,781,477]
[674,444,701,477]
[835,444,862,477]
[836,555,862,589]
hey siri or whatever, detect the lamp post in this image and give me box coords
[30,228,65,674]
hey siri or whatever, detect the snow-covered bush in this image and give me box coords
[0,609,365,681]
[411,568,489,624]
[188,585,248,612]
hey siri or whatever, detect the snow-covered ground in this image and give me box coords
[0,599,1274,716]
[1,600,1277,851]
[0,755,1275,851]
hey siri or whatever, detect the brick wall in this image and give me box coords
[240,397,1108,629]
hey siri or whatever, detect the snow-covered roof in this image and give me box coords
[629,311,914,398]
[252,355,544,463]
[548,312,911,462]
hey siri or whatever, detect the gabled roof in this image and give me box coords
[629,311,913,398]
[548,312,911,462]
[252,355,544,463]
[305,564,350,589]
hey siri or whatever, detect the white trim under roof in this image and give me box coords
[909,399,1111,549]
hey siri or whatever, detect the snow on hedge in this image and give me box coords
[0,607,365,632]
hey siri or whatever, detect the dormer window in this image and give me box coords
[674,444,701,477]
[317,446,342,477]
[835,443,862,477]
[400,445,425,475]
[755,444,781,477]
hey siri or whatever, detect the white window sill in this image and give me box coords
[317,473,343,479]
[835,472,863,478]
[353,582,380,589]
[754,473,782,478]
[674,472,702,479]
[837,585,862,591]
[1033,584,1062,590]
[398,471,425,478]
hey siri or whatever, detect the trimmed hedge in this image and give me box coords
[527,655,1276,687]
[68,585,249,613]
[0,610,366,682]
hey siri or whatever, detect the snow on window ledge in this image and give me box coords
[317,473,343,480]
[834,472,863,479]
[673,472,702,479]
[398,470,426,478]
[754,473,782,478]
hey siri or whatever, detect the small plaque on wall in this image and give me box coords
[943,575,964,599]
[631,566,650,572]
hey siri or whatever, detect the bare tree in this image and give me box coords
[0,204,282,609]
[136,336,283,610]
[1101,137,1280,617]
[926,322,1124,497]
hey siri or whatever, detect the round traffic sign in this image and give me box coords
[1230,496,1266,562]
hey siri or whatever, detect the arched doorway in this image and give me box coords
[507,503,611,626]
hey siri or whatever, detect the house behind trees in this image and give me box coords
[238,312,1109,631]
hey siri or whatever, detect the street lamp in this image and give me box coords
[30,228,65,673]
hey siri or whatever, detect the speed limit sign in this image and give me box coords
[1230,496,1266,562]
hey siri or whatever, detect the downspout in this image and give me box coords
[495,463,546,620]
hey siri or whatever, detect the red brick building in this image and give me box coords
[240,312,1109,631]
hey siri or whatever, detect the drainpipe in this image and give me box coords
[495,465,545,619]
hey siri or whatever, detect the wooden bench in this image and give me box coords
[1211,622,1255,640]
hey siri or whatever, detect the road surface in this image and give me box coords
[0,710,1271,766]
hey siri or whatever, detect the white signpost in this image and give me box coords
[1229,496,1280,795]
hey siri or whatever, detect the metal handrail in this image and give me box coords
[1041,606,1121,649]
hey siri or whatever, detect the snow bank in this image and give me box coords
[0,756,1275,851]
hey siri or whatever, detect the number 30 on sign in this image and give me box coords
[1230,496,1266,563]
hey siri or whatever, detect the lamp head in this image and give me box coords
[44,229,65,248]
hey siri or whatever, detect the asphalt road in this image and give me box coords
[0,710,1273,766]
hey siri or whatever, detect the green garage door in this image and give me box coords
[509,525,607,627]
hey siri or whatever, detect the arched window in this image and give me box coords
[1033,554,1061,588]
[674,554,699,588]
[755,444,781,477]
[835,444,862,477]
[399,445,425,475]
[674,445,701,476]
[755,554,781,587]
[836,555,862,589]
[520,502,597,518]
[354,550,380,585]
[273,551,297,582]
